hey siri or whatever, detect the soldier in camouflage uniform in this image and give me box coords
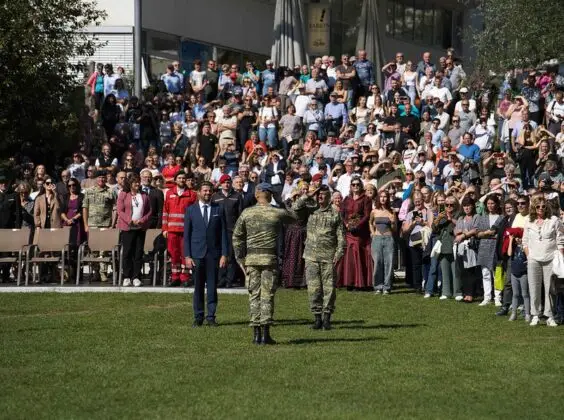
[292,185,345,330]
[232,183,296,345]
[82,171,115,281]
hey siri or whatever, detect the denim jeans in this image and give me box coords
[355,123,367,139]
[371,235,394,290]
[371,236,395,291]
[346,89,354,111]
[425,255,442,295]
[511,273,530,316]
[259,126,278,149]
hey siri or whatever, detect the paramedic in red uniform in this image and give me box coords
[162,171,197,286]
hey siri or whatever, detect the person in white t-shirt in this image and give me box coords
[429,76,452,109]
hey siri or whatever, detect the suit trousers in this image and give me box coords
[192,254,219,321]
[121,229,146,280]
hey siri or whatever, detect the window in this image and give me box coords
[385,0,459,49]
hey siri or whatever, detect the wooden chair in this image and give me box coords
[77,228,121,286]
[142,229,166,287]
[26,228,70,285]
[0,229,32,286]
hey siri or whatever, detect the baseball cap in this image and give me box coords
[266,59,273,65]
[459,87,469,93]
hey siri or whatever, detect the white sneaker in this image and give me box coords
[479,299,491,306]
[123,278,131,287]
[374,290,382,295]
[439,295,448,300]
[455,296,464,302]
[133,278,142,287]
[530,316,540,326]
[546,317,558,327]
[423,293,432,299]
[494,299,502,307]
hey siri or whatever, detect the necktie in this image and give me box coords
[203,204,209,227]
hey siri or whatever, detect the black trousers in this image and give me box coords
[193,254,219,321]
[121,230,146,280]
[409,247,423,289]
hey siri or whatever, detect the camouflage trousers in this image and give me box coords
[246,265,278,326]
[305,261,336,315]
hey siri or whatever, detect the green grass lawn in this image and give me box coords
[1,289,563,419]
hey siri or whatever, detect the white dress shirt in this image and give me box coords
[198,200,211,224]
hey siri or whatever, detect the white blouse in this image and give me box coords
[522,216,564,262]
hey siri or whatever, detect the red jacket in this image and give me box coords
[162,186,197,233]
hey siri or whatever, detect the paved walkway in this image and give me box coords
[0,285,248,295]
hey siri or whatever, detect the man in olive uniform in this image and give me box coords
[232,183,296,345]
[82,171,115,281]
[293,185,345,330]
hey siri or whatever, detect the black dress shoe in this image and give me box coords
[261,325,276,345]
[206,319,219,327]
[192,320,203,328]
[311,314,323,330]
[168,280,181,287]
[253,326,262,344]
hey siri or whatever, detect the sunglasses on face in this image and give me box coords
[68,183,77,187]
[351,183,361,187]
[45,182,52,185]
[445,203,455,208]
[536,205,546,209]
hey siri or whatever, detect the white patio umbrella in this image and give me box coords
[271,0,310,68]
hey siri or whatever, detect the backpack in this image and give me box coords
[511,246,527,277]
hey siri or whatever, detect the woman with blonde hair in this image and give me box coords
[427,195,461,299]
[523,195,564,326]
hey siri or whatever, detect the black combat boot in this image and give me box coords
[261,325,276,345]
[322,313,332,330]
[253,326,262,344]
[311,314,323,330]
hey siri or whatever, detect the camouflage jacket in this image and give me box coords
[233,204,296,266]
[83,185,115,228]
[292,196,345,263]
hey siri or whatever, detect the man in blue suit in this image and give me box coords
[184,181,229,327]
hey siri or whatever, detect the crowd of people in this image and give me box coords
[1,47,564,330]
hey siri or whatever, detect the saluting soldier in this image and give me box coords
[292,185,345,330]
[232,183,296,345]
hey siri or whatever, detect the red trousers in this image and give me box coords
[167,232,189,282]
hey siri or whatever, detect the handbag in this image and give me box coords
[552,250,564,278]
[430,240,442,258]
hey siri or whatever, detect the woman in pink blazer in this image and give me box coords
[117,174,152,287]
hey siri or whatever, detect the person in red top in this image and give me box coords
[244,131,268,157]
[162,171,197,286]
[161,153,182,189]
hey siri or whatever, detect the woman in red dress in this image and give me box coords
[338,178,373,289]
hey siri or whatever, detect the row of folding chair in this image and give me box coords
[0,228,168,286]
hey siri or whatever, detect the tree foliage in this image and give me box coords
[0,0,106,165]
[469,0,564,73]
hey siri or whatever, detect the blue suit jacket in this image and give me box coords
[183,201,229,259]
